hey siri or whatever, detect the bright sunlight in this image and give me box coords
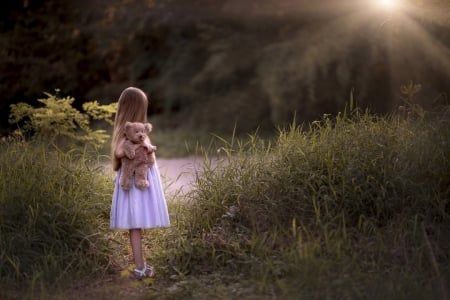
[379,0,397,9]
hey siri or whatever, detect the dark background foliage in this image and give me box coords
[1,0,449,135]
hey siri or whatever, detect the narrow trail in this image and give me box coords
[101,156,222,196]
[156,156,205,195]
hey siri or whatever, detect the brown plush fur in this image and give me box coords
[119,122,157,190]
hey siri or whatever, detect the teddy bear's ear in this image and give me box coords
[125,122,132,130]
[144,123,153,133]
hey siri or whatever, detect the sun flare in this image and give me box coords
[379,0,396,9]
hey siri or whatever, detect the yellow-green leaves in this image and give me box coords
[9,92,117,149]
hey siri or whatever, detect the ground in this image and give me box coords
[62,156,208,300]
[157,156,204,195]
[32,156,223,300]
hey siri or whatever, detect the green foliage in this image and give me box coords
[9,91,117,149]
[158,109,450,299]
[82,101,117,125]
[2,1,449,135]
[0,141,113,289]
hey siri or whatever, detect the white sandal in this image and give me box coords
[133,263,155,279]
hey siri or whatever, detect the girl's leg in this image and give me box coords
[130,228,144,269]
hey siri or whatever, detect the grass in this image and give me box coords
[0,139,115,297]
[153,108,450,299]
[149,126,276,159]
[1,107,449,299]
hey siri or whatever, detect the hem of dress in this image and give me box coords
[110,225,171,230]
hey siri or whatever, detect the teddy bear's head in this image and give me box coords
[124,121,152,144]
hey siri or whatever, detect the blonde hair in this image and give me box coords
[111,87,149,171]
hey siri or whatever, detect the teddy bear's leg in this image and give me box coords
[120,163,133,191]
[134,166,149,190]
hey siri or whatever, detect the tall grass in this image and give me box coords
[0,140,114,293]
[158,109,450,299]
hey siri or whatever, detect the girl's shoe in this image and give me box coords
[133,263,155,279]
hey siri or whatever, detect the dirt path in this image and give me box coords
[101,156,221,195]
[156,156,205,195]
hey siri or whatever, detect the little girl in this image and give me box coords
[110,87,170,278]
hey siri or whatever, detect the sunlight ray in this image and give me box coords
[400,16,450,74]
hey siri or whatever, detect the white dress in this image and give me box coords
[110,161,170,229]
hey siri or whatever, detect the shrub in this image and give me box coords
[9,91,117,149]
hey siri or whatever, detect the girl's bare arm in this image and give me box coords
[114,138,126,159]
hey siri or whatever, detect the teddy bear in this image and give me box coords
[119,121,157,191]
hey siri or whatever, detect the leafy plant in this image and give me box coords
[9,91,117,149]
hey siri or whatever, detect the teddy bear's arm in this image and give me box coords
[123,141,137,159]
[141,141,157,153]
[144,132,157,151]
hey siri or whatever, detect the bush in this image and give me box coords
[9,91,117,150]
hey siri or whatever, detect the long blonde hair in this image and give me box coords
[111,87,149,171]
